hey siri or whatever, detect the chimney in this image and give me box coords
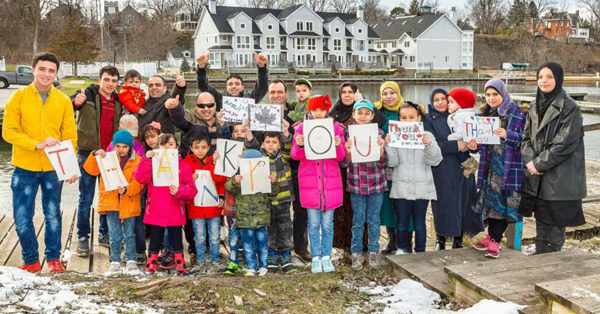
[209,0,216,14]
[357,6,364,19]
[449,6,458,25]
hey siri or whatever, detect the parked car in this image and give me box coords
[0,65,60,89]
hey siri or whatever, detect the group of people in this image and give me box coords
[2,51,586,277]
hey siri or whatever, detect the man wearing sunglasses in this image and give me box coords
[137,75,187,134]
[195,51,269,111]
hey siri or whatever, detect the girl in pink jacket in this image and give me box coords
[291,95,346,274]
[134,133,197,276]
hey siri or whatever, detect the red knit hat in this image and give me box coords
[447,88,476,109]
[307,95,332,113]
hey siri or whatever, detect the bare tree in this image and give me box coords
[141,0,178,19]
[330,0,356,13]
[468,0,506,34]
[24,0,57,54]
[237,0,281,8]
[533,0,557,15]
[363,0,386,22]
[579,0,600,41]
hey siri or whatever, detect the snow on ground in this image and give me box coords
[0,266,160,314]
[365,279,525,314]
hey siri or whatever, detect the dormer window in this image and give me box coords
[183,52,190,57]
[358,28,362,33]
[335,27,340,32]
[241,23,246,29]
[268,24,273,30]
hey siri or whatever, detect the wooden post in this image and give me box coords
[505,221,523,251]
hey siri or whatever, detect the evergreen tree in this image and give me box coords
[180,57,191,73]
[508,0,528,27]
[409,0,420,16]
[528,1,538,19]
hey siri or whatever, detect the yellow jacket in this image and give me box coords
[2,84,77,172]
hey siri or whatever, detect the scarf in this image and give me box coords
[330,82,357,124]
[536,62,564,123]
[484,79,512,117]
[374,81,404,112]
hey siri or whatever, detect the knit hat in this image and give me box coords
[447,88,476,109]
[119,114,139,137]
[242,149,263,159]
[307,95,332,113]
[294,78,312,89]
[353,99,374,112]
[113,129,134,148]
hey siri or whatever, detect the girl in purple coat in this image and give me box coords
[134,133,198,275]
[291,95,346,274]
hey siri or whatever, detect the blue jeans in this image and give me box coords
[395,199,428,253]
[227,217,241,264]
[351,193,384,254]
[307,209,334,258]
[240,227,268,271]
[106,211,136,262]
[77,154,107,239]
[11,167,63,264]
[192,216,221,263]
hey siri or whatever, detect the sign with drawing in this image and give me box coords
[152,149,179,187]
[388,121,425,149]
[239,157,271,195]
[44,140,81,181]
[194,170,219,207]
[222,97,253,123]
[463,116,501,144]
[96,151,129,191]
[349,123,380,163]
[304,118,336,160]
[249,103,283,132]
[214,139,244,177]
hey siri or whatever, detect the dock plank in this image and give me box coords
[536,274,600,314]
[0,214,12,247]
[92,211,110,275]
[42,206,77,273]
[4,213,45,267]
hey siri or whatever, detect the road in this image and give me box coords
[0,86,19,109]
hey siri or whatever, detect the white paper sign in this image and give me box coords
[44,140,81,181]
[349,123,380,163]
[304,118,336,160]
[239,157,271,195]
[222,97,253,123]
[463,116,501,144]
[249,103,283,132]
[214,139,244,177]
[388,121,425,149]
[152,149,179,187]
[96,151,129,191]
[194,170,219,207]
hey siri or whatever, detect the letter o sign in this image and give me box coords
[307,125,333,155]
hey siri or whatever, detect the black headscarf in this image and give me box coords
[330,82,358,124]
[536,62,564,122]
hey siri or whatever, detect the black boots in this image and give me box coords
[381,233,397,254]
[452,236,464,249]
[435,236,446,251]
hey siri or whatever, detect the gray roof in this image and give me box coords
[345,29,352,37]
[458,21,474,31]
[254,44,261,50]
[391,49,404,54]
[252,22,262,34]
[345,18,359,24]
[346,46,352,51]
[323,27,331,37]
[170,47,194,58]
[278,4,302,19]
[208,45,233,50]
[371,14,443,40]
[323,46,330,51]
[289,31,320,36]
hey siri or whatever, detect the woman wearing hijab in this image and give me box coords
[423,88,482,251]
[467,79,527,258]
[519,62,586,254]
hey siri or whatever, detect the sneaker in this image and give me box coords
[47,259,65,274]
[158,251,175,270]
[77,237,89,257]
[473,235,491,251]
[19,261,41,273]
[351,253,364,271]
[191,262,207,275]
[258,267,268,277]
[125,260,143,276]
[311,257,323,274]
[136,252,147,265]
[267,255,280,273]
[244,268,256,277]
[98,235,110,248]
[207,262,222,274]
[395,249,408,255]
[189,253,197,266]
[321,256,335,273]
[104,262,122,277]
[280,255,297,273]
[223,262,239,275]
[368,252,380,270]
[484,240,501,259]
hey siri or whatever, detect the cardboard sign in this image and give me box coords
[304,118,336,160]
[249,103,283,132]
[388,121,425,149]
[222,97,253,123]
[463,116,501,144]
[214,139,244,177]
[96,151,129,191]
[194,170,219,207]
[152,149,179,187]
[44,140,81,181]
[349,123,380,163]
[239,157,271,195]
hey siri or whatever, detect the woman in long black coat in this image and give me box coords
[423,88,483,250]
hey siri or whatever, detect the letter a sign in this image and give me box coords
[152,149,179,187]
[214,139,243,177]
[44,140,81,181]
[349,123,380,163]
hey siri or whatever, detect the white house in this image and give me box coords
[192,0,381,70]
[166,48,195,69]
[371,10,475,71]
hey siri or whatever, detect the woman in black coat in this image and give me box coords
[423,88,483,250]
[519,62,586,254]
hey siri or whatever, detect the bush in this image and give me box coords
[340,70,396,76]
[296,70,310,75]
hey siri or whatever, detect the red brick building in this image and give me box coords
[528,9,590,43]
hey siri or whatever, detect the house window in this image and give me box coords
[404,41,409,48]
[377,43,381,48]
[409,56,415,62]
[215,36,218,44]
[295,38,305,50]
[183,52,190,57]
[108,6,116,14]
[358,28,362,33]
[335,27,340,33]
[297,21,303,31]
[222,36,227,41]
[306,22,313,32]
[241,23,246,29]
[334,39,341,51]
[355,40,364,51]
[266,37,275,50]
[392,42,397,48]
[126,15,133,24]
[268,24,273,30]
[307,38,316,50]
[236,36,250,49]
[445,56,449,62]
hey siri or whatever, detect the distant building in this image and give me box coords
[174,6,199,32]
[529,9,590,43]
[166,48,195,69]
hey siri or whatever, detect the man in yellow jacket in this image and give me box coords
[2,52,78,273]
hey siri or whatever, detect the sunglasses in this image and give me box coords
[196,103,215,109]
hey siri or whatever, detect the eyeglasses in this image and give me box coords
[196,103,215,109]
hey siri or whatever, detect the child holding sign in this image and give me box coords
[343,99,387,270]
[134,134,198,275]
[385,103,442,254]
[446,88,478,178]
[83,130,145,276]
[291,95,346,274]
[183,132,227,273]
